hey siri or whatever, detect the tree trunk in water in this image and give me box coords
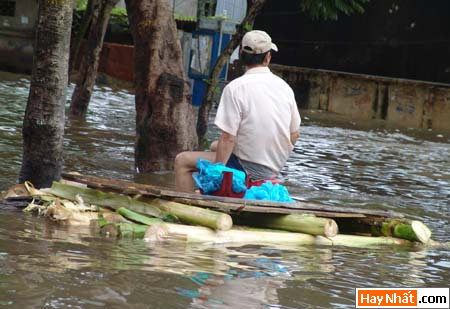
[196,0,267,144]
[19,0,73,188]
[70,0,118,117]
[125,0,198,172]
[68,0,94,77]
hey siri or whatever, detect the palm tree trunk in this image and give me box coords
[196,0,267,144]
[70,0,119,117]
[125,0,198,172]
[19,0,73,188]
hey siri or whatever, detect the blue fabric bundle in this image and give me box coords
[192,159,294,203]
[243,181,294,203]
[192,159,247,194]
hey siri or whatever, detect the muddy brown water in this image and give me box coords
[0,71,449,309]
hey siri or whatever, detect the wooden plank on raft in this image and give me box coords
[170,197,365,218]
[61,173,404,219]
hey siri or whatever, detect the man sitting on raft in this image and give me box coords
[175,30,301,193]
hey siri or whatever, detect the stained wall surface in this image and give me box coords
[271,64,450,133]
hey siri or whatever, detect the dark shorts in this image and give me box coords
[226,153,246,173]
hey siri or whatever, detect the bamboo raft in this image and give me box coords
[1,172,436,248]
[60,173,403,219]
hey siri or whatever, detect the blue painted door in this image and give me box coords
[189,30,231,106]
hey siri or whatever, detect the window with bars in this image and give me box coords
[198,0,216,18]
[0,0,15,17]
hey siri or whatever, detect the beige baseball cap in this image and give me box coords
[241,30,278,54]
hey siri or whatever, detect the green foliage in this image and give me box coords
[109,6,129,33]
[72,9,84,33]
[111,6,127,18]
[174,14,198,22]
[73,5,198,36]
[199,135,212,151]
[75,0,88,10]
[206,14,229,21]
[300,0,369,20]
[243,22,253,32]
[72,4,130,35]
[97,210,109,228]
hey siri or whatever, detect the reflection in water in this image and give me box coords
[2,211,448,309]
[0,72,449,309]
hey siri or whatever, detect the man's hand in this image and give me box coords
[215,131,236,164]
[290,131,299,146]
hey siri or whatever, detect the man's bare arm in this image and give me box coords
[290,131,299,146]
[215,132,236,164]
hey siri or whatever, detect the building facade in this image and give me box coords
[0,0,38,73]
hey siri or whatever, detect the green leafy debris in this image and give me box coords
[300,0,369,20]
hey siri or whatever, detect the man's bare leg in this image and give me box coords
[175,151,216,192]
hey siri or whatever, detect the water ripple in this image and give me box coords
[0,72,449,309]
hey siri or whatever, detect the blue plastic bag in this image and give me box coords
[192,159,247,194]
[244,181,294,203]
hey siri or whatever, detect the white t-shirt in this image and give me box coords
[214,66,301,174]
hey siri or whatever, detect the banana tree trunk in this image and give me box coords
[147,199,233,231]
[336,218,432,244]
[234,213,338,237]
[144,223,413,248]
[117,207,163,225]
[45,181,164,218]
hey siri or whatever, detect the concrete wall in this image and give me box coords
[271,64,450,133]
[93,32,192,83]
[0,0,38,73]
[0,0,37,31]
[168,0,198,19]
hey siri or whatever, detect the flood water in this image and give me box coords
[0,71,449,309]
